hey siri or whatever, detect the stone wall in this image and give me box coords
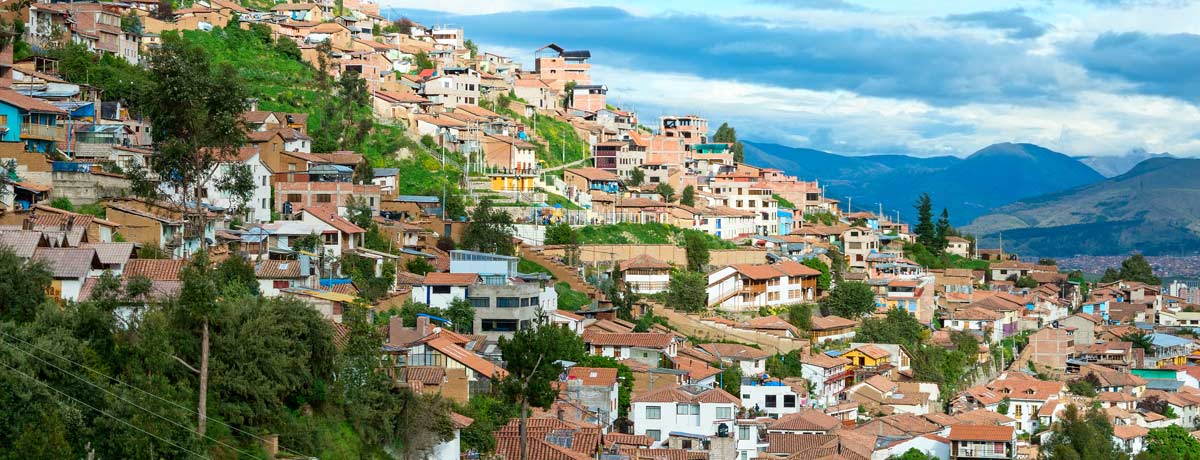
[541,244,769,267]
[50,171,130,204]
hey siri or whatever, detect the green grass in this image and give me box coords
[556,282,591,311]
[538,189,583,210]
[576,223,737,249]
[773,194,795,209]
[519,258,553,277]
[489,93,589,169]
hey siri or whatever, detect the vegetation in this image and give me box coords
[856,308,981,402]
[490,92,590,169]
[496,324,585,460]
[819,281,875,318]
[680,185,696,207]
[802,258,832,291]
[462,198,516,256]
[803,212,838,226]
[719,363,742,397]
[685,233,711,272]
[576,223,737,249]
[904,242,990,270]
[1140,425,1200,460]
[786,303,814,331]
[406,257,435,276]
[555,282,591,311]
[1100,253,1161,285]
[1040,404,1120,460]
[667,271,708,313]
[713,122,745,164]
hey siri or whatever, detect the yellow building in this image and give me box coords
[841,344,891,369]
[489,174,535,192]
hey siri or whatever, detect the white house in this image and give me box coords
[296,207,366,258]
[1113,425,1148,457]
[620,254,672,294]
[207,148,273,223]
[411,272,480,308]
[32,247,102,301]
[946,306,1004,343]
[800,353,853,408]
[740,378,808,418]
[631,385,741,447]
[430,414,474,460]
[583,331,677,368]
[255,258,313,297]
[697,343,770,376]
[874,434,950,460]
[566,366,621,430]
[706,261,820,312]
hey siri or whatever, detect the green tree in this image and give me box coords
[406,257,435,275]
[215,162,256,220]
[345,195,374,229]
[0,248,52,322]
[49,197,74,212]
[1040,404,1120,460]
[292,232,322,253]
[1118,254,1161,285]
[655,183,675,203]
[1123,332,1153,353]
[934,208,951,251]
[413,51,433,70]
[1140,425,1200,460]
[1040,258,1058,266]
[497,324,585,460]
[893,448,935,460]
[802,258,831,291]
[137,32,247,255]
[464,39,479,58]
[544,222,578,246]
[274,36,301,60]
[914,193,935,248]
[463,198,516,256]
[685,232,710,272]
[819,281,876,318]
[577,355,635,417]
[787,303,814,331]
[214,255,259,296]
[352,160,374,185]
[1101,268,1121,283]
[628,168,645,186]
[856,308,927,347]
[719,363,742,396]
[1015,276,1039,289]
[562,80,577,109]
[668,271,708,313]
[997,397,1011,415]
[445,298,476,334]
[680,185,695,207]
[713,122,745,164]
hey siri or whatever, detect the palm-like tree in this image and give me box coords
[1122,332,1154,353]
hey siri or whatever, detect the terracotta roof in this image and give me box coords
[123,259,187,281]
[81,242,135,266]
[421,272,480,286]
[953,409,1015,425]
[422,336,506,378]
[950,306,1003,321]
[811,315,856,331]
[32,248,97,278]
[767,433,838,454]
[0,89,67,114]
[621,254,671,271]
[450,412,474,429]
[604,433,653,448]
[375,90,429,104]
[78,277,181,303]
[302,207,366,234]
[633,385,740,405]
[802,353,850,369]
[743,315,801,336]
[271,2,319,10]
[732,263,786,280]
[496,436,593,460]
[775,260,822,277]
[256,259,303,278]
[769,408,842,432]
[567,367,618,386]
[1112,424,1148,440]
[697,343,771,361]
[850,344,891,360]
[583,331,673,349]
[565,167,619,182]
[0,230,44,258]
[400,366,446,385]
[947,424,1014,442]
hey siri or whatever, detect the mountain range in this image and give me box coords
[743,141,1104,226]
[963,157,1200,257]
[1075,148,1174,177]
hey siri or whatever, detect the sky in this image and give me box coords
[381,0,1200,158]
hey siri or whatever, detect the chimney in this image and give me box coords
[388,314,403,344]
[416,315,430,334]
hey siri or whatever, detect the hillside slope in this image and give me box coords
[964,157,1200,256]
[744,141,1102,224]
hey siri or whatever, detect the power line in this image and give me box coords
[0,330,311,459]
[0,359,210,460]
[0,337,262,460]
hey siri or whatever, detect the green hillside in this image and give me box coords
[577,223,737,249]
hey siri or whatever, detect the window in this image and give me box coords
[261,176,267,186]
[481,319,518,332]
[677,404,699,415]
[287,194,302,203]
[738,426,751,440]
[468,298,489,308]
[742,394,750,399]
[273,280,290,289]
[646,430,660,441]
[316,194,332,203]
[784,395,796,408]
[716,407,732,419]
[765,395,777,408]
[432,286,452,294]
[323,233,337,245]
[614,348,622,358]
[497,297,520,308]
[646,406,661,420]
[681,440,693,449]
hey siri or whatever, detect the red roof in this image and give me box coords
[567,367,618,386]
[948,424,1014,442]
[582,331,673,349]
[0,89,67,114]
[302,207,365,234]
[421,272,480,286]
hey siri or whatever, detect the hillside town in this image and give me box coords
[0,2,1196,460]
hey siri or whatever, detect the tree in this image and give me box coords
[413,51,434,70]
[1040,404,1120,460]
[856,308,927,347]
[1141,425,1200,460]
[445,298,476,334]
[1118,254,1161,285]
[893,448,934,460]
[214,255,259,296]
[934,208,951,251]
[215,162,255,220]
[787,303,813,331]
[1015,276,1039,289]
[655,183,675,203]
[1101,268,1121,283]
[49,197,73,211]
[346,195,374,229]
[406,257,435,275]
[819,281,876,318]
[1067,378,1097,397]
[1039,258,1058,266]
[137,32,247,258]
[628,168,645,186]
[292,232,322,253]
[174,252,221,436]
[497,324,585,460]
[997,397,1011,415]
[274,36,301,60]
[1123,332,1153,353]
[719,363,742,397]
[685,233,710,272]
[462,198,516,256]
[802,258,831,291]
[352,160,374,185]
[668,271,708,313]
[562,80,577,109]
[914,193,935,248]
[0,247,52,322]
[464,39,479,58]
[713,122,745,164]
[680,185,695,207]
[545,222,578,245]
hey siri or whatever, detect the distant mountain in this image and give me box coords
[743,141,1103,225]
[1076,148,1174,177]
[964,157,1200,256]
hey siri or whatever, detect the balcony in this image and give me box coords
[740,283,767,295]
[955,448,1009,459]
[20,123,65,142]
[824,369,854,384]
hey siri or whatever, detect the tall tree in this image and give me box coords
[139,32,247,258]
[1100,268,1121,283]
[819,281,876,318]
[352,160,374,185]
[1040,404,1120,460]
[445,297,476,334]
[214,162,255,223]
[497,324,585,460]
[174,253,220,436]
[0,247,52,322]
[913,193,935,248]
[463,198,516,256]
[628,168,645,186]
[685,233,710,272]
[655,183,675,203]
[680,185,696,207]
[1118,254,1161,285]
[713,122,745,164]
[934,208,951,252]
[667,271,708,313]
[1141,425,1200,460]
[802,258,831,291]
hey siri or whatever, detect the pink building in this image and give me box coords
[533,43,591,92]
[571,84,607,113]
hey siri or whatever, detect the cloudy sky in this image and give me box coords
[383,0,1200,157]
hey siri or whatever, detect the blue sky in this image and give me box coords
[381,0,1200,157]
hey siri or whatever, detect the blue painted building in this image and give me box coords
[777,209,793,235]
[0,89,67,153]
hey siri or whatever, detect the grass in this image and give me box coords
[538,189,583,210]
[576,223,738,249]
[489,92,589,169]
[773,194,795,209]
[556,282,591,311]
[519,257,553,277]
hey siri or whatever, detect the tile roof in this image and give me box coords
[850,344,891,360]
[567,367,618,386]
[32,247,97,278]
[81,242,135,266]
[1112,424,1148,440]
[422,336,507,378]
[123,259,187,281]
[302,207,366,234]
[421,272,480,286]
[78,277,181,302]
[950,306,1003,321]
[947,424,1014,442]
[802,353,850,369]
[256,259,303,279]
[743,315,801,336]
[767,433,838,454]
[697,343,771,361]
[400,366,446,385]
[732,263,787,280]
[810,315,856,331]
[565,167,619,182]
[374,90,429,104]
[769,408,842,432]
[0,89,68,114]
[582,331,673,349]
[495,437,592,460]
[775,260,823,277]
[0,230,44,258]
[633,384,740,405]
[603,433,653,448]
